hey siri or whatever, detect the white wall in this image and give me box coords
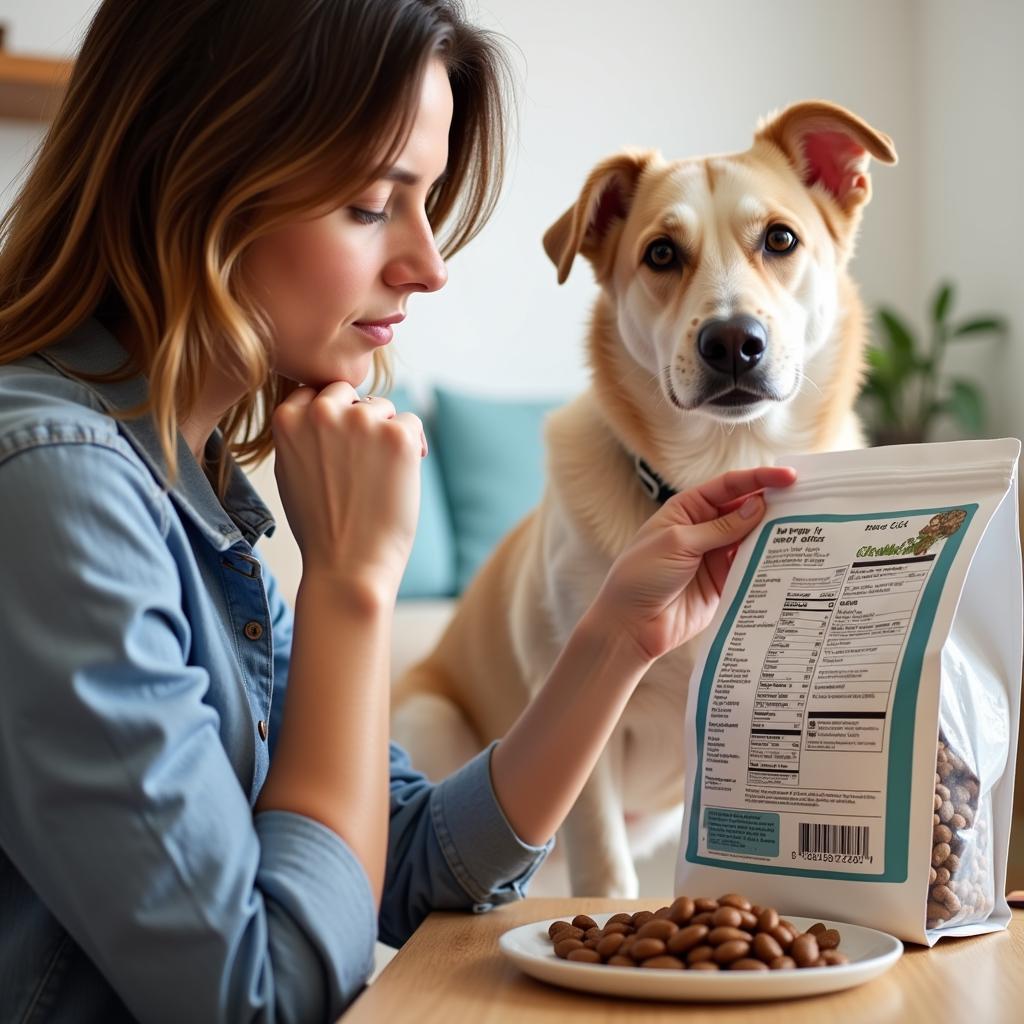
[918,0,1024,441]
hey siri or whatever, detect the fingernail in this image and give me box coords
[739,496,762,519]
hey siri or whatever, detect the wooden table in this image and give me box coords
[343,899,1024,1023]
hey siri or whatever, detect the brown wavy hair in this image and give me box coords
[0,0,512,491]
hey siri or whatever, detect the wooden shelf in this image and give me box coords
[0,51,72,121]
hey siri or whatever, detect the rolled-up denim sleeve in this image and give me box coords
[0,438,376,1022]
[379,741,553,946]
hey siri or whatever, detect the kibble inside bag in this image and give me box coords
[676,439,1022,944]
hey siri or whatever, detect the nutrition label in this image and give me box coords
[689,507,971,878]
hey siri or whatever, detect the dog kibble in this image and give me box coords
[630,937,667,961]
[926,736,991,930]
[667,924,709,955]
[546,895,845,973]
[567,948,602,963]
[730,958,770,972]
[635,919,679,942]
[641,955,686,970]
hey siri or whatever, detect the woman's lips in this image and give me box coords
[352,314,404,346]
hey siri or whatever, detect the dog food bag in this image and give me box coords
[676,438,1022,944]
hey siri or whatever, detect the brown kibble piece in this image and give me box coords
[554,937,584,958]
[596,933,625,958]
[718,893,752,911]
[791,934,820,967]
[690,912,715,926]
[667,924,709,955]
[711,906,743,929]
[607,912,633,926]
[629,937,667,961]
[821,949,849,965]
[640,955,685,969]
[653,906,673,919]
[707,926,752,946]
[757,907,779,931]
[607,954,635,967]
[818,929,841,951]
[631,910,655,928]
[932,843,951,867]
[752,933,783,963]
[768,925,795,950]
[769,955,797,970]
[602,922,630,936]
[687,944,715,964]
[730,958,770,971]
[689,961,720,971]
[807,922,827,937]
[548,920,571,939]
[712,940,751,964]
[738,910,759,930]
[572,914,597,931]
[693,897,719,913]
[567,948,602,963]
[636,919,679,942]
[584,926,603,941]
[668,896,695,924]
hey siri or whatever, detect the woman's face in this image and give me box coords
[246,59,452,389]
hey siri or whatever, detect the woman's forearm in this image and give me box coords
[489,609,650,846]
[255,571,394,904]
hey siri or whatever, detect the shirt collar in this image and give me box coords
[35,317,276,551]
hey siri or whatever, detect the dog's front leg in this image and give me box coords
[560,744,637,898]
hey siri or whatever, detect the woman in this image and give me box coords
[0,1,794,1020]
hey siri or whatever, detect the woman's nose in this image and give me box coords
[385,220,448,293]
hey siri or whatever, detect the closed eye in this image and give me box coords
[351,208,390,225]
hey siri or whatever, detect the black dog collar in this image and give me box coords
[634,455,678,505]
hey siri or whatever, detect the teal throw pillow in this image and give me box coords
[432,386,563,592]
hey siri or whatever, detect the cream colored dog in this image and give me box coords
[392,101,897,897]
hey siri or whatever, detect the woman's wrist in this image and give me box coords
[296,566,399,619]
[577,596,657,677]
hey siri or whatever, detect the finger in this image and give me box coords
[350,395,397,420]
[311,380,360,407]
[276,385,317,411]
[705,542,739,593]
[674,492,767,556]
[393,412,428,458]
[689,466,797,513]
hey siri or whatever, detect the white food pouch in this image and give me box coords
[675,438,1021,944]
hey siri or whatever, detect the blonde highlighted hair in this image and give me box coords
[0,0,512,492]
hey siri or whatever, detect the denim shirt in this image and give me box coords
[0,318,551,1023]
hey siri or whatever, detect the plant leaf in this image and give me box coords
[952,317,1006,339]
[944,379,985,434]
[932,282,954,325]
[876,308,917,374]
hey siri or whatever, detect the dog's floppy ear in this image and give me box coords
[543,148,658,285]
[756,101,897,215]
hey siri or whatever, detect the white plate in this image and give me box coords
[499,913,902,1002]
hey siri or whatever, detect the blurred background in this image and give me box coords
[2,0,1022,898]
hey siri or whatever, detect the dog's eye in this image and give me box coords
[764,225,798,254]
[643,238,680,271]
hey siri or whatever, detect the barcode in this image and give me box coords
[798,823,869,857]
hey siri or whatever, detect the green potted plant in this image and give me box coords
[861,282,1007,446]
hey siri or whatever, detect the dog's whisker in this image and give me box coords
[796,369,822,396]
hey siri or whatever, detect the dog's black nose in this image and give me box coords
[697,316,768,377]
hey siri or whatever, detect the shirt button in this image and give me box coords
[257,720,268,742]
[244,621,263,641]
